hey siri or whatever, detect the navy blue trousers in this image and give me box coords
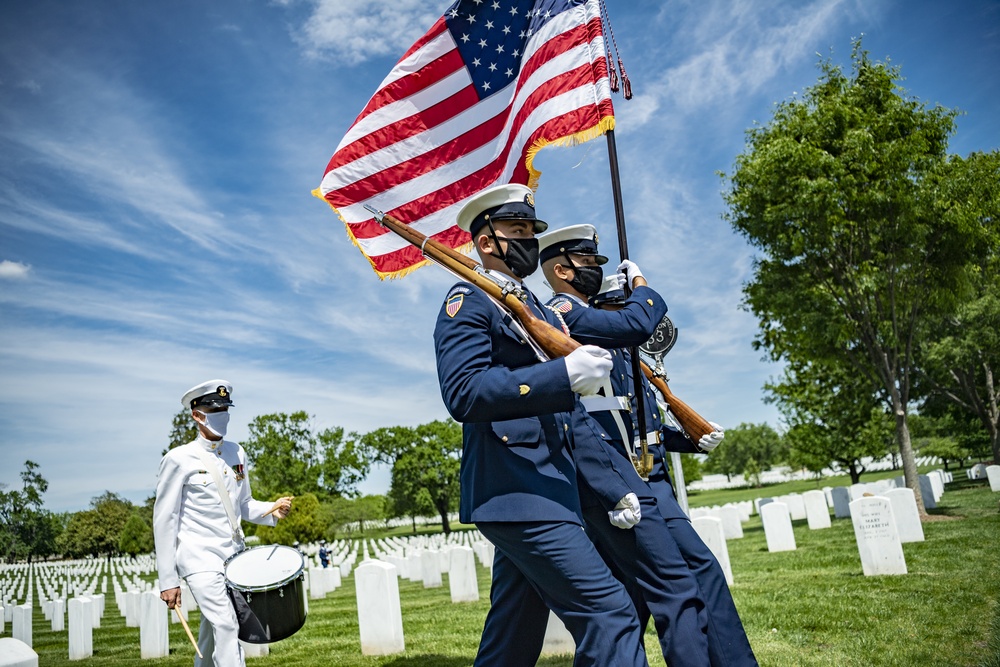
[475,521,648,667]
[658,517,758,667]
[582,493,711,667]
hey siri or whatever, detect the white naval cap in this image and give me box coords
[181,379,234,409]
[456,183,548,235]
[537,224,609,266]
[590,274,627,307]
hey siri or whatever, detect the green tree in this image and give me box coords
[722,41,987,514]
[703,423,785,484]
[57,491,134,558]
[165,408,199,455]
[254,492,326,545]
[768,360,892,483]
[363,420,462,534]
[118,513,154,557]
[0,460,58,563]
[320,495,386,539]
[241,412,369,500]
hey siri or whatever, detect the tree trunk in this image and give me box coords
[893,404,927,518]
[410,515,417,535]
[437,504,451,535]
[848,461,861,485]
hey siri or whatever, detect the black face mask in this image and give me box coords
[487,221,539,278]
[567,262,604,297]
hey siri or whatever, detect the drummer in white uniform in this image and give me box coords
[154,379,292,667]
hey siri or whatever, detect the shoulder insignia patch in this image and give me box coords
[446,293,464,317]
[519,384,531,396]
[550,298,573,313]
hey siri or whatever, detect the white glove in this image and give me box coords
[611,272,628,291]
[698,421,725,452]
[616,260,644,285]
[564,345,613,396]
[609,492,641,529]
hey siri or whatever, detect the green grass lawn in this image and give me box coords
[26,478,1000,666]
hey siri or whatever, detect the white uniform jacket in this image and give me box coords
[153,436,276,591]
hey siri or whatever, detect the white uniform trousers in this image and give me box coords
[186,571,244,667]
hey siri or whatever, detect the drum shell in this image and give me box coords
[229,573,306,643]
[224,546,307,644]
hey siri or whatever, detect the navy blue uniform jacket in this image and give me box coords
[434,283,634,525]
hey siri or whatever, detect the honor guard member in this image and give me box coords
[539,224,712,666]
[433,184,649,667]
[594,279,758,667]
[543,227,758,667]
[154,380,292,667]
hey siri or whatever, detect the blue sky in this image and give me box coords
[1,0,997,513]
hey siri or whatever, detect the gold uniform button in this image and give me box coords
[519,384,530,396]
[564,424,569,432]
[502,435,509,442]
[646,299,654,306]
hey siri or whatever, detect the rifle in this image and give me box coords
[363,206,713,453]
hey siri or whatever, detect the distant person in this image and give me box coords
[319,543,330,569]
[154,379,292,667]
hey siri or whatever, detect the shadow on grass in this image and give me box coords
[381,657,473,667]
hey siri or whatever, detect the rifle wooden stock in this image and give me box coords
[377,211,579,358]
[641,364,713,443]
[375,210,711,440]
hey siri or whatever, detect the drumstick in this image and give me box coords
[261,496,294,518]
[174,606,203,659]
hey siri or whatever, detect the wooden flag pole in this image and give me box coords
[174,606,202,659]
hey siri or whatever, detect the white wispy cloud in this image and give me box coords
[0,259,30,279]
[292,0,443,65]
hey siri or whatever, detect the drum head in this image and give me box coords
[226,545,304,590]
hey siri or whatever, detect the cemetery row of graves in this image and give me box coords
[1,463,998,665]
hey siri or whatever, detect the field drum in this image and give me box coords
[224,544,307,643]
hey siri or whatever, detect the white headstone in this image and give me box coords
[309,566,326,600]
[0,637,38,667]
[448,546,479,603]
[139,591,169,658]
[241,640,269,658]
[883,488,925,543]
[12,605,31,648]
[712,507,744,540]
[761,502,796,553]
[124,590,141,627]
[831,487,851,518]
[848,483,870,501]
[783,494,807,521]
[802,490,832,530]
[421,550,443,588]
[691,516,733,585]
[89,593,103,629]
[355,560,405,656]
[986,465,1000,492]
[850,496,907,576]
[927,472,944,502]
[68,597,93,660]
[540,610,575,656]
[917,476,937,510]
[50,599,64,632]
[406,552,423,582]
[970,463,988,480]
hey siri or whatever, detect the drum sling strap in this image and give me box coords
[193,446,267,641]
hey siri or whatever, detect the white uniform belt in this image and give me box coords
[639,430,660,445]
[580,395,631,412]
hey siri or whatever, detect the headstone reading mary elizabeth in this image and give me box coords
[850,496,907,576]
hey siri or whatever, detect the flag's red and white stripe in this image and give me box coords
[317,0,614,278]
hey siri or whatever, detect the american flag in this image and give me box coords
[316,0,614,278]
